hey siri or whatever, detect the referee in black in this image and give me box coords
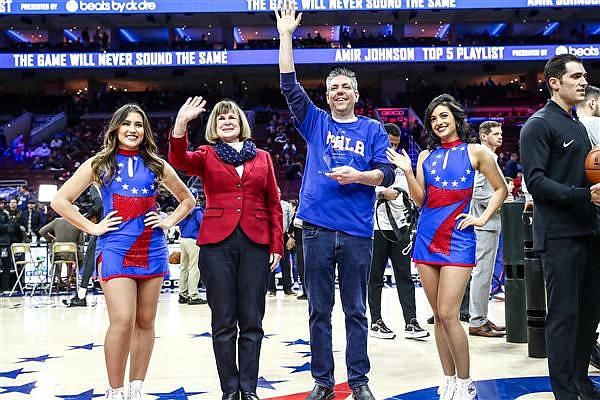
[520,53,600,400]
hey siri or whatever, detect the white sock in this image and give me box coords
[438,375,456,394]
[77,288,87,299]
[108,386,124,393]
[129,380,143,390]
[457,377,475,392]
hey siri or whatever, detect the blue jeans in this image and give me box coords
[302,222,372,390]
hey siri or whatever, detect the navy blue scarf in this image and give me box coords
[213,140,257,167]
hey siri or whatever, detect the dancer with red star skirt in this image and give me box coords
[51,104,196,400]
[387,94,507,400]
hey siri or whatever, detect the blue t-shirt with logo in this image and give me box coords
[281,72,394,237]
[178,206,204,239]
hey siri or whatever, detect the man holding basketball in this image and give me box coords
[520,54,600,400]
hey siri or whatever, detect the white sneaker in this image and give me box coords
[369,319,396,339]
[455,378,477,400]
[105,388,125,400]
[127,380,143,400]
[438,375,456,400]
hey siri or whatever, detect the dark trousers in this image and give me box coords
[368,230,416,325]
[303,223,372,390]
[294,227,305,293]
[80,235,98,290]
[199,227,270,394]
[542,236,600,400]
[461,280,470,316]
[268,236,292,292]
[0,247,23,292]
[0,246,13,291]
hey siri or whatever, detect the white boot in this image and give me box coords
[455,377,477,400]
[127,380,143,400]
[104,387,125,400]
[438,375,456,400]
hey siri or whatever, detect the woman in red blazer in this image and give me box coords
[169,96,283,400]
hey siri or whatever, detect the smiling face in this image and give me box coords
[116,112,144,151]
[326,75,359,119]
[216,111,241,143]
[429,105,459,142]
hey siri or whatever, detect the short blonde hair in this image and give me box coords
[205,99,252,144]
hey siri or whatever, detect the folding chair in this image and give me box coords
[49,242,80,296]
[8,243,34,296]
[29,254,50,296]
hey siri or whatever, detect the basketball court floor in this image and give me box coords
[1,287,598,399]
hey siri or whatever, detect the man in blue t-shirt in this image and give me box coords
[177,189,206,305]
[276,5,394,400]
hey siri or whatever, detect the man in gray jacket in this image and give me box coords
[468,121,506,337]
[576,85,600,371]
[268,189,295,296]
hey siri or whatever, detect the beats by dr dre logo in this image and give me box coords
[67,0,157,13]
[555,45,600,57]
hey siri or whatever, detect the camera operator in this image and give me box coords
[368,123,430,340]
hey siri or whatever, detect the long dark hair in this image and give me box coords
[424,94,474,149]
[91,104,164,185]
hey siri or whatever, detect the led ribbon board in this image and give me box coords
[3,44,600,69]
[0,0,598,14]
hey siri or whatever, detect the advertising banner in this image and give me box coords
[3,44,599,69]
[0,0,598,15]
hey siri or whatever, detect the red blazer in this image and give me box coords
[169,135,284,256]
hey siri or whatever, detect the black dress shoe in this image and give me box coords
[188,297,207,305]
[222,392,239,400]
[62,295,87,307]
[178,295,188,304]
[579,389,600,400]
[305,384,334,400]
[352,384,375,400]
[241,392,260,400]
[577,379,600,400]
[591,336,600,370]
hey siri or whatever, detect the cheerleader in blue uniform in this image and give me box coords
[51,104,195,400]
[387,94,507,400]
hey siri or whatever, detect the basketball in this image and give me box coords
[585,146,600,184]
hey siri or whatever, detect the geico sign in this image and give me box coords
[556,45,600,57]
[79,0,157,12]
